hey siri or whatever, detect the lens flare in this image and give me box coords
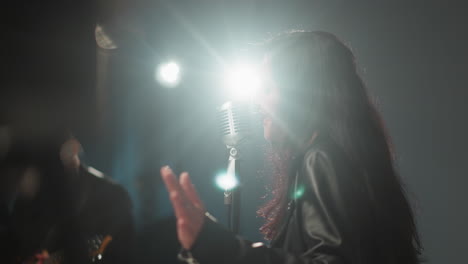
[215,173,238,190]
[224,64,262,101]
[156,61,181,87]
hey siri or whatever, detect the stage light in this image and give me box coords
[215,173,238,191]
[224,64,262,101]
[156,61,181,87]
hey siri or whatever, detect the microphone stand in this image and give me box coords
[224,146,241,234]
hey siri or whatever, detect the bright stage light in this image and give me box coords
[215,173,238,191]
[156,61,181,87]
[224,64,262,101]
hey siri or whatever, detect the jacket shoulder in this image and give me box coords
[80,165,131,204]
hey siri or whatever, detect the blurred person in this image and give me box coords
[0,125,134,263]
[160,31,422,264]
[1,1,140,263]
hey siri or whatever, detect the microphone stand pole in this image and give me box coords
[224,146,240,234]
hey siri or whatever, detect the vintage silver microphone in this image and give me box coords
[217,101,259,233]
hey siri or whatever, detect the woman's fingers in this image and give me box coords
[180,172,204,209]
[161,167,192,219]
[160,166,206,250]
[160,166,184,194]
[169,191,191,220]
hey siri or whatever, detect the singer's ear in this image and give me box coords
[60,137,82,169]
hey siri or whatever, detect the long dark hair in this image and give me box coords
[257,31,422,263]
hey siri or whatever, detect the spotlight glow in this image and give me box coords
[156,61,181,87]
[224,64,262,101]
[215,173,238,190]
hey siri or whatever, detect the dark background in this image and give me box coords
[2,0,467,263]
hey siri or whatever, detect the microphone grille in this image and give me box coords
[219,103,248,135]
[218,101,256,146]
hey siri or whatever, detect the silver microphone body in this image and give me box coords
[218,100,260,233]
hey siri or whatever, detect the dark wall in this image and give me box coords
[1,1,97,126]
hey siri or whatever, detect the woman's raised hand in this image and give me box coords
[160,166,206,250]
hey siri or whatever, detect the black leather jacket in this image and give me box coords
[190,137,381,264]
